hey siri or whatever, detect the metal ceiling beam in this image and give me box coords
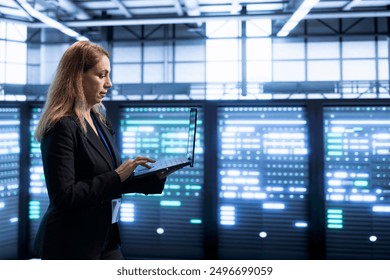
[183,0,200,16]
[343,0,362,11]
[306,10,390,19]
[111,0,132,18]
[13,10,390,28]
[230,0,242,14]
[58,0,91,20]
[174,0,184,16]
[284,0,305,11]
[11,1,34,21]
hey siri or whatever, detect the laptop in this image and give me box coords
[133,108,198,178]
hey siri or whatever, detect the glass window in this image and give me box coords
[144,63,173,83]
[144,43,172,63]
[378,40,388,58]
[247,61,272,82]
[175,41,205,62]
[175,63,205,83]
[307,42,340,59]
[342,41,376,58]
[113,43,142,63]
[27,45,40,64]
[206,20,241,38]
[112,64,141,83]
[40,62,57,84]
[6,63,26,84]
[0,22,5,39]
[273,61,305,81]
[6,23,27,41]
[39,44,69,83]
[6,41,26,63]
[0,62,4,83]
[307,60,340,81]
[342,59,376,80]
[41,44,68,63]
[246,19,272,37]
[27,65,40,84]
[0,40,5,61]
[206,61,240,82]
[206,39,240,61]
[246,38,272,60]
[273,39,305,60]
[378,59,388,80]
[144,44,164,62]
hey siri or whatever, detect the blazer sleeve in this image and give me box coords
[122,174,166,195]
[41,118,123,211]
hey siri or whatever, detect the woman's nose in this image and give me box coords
[105,76,112,88]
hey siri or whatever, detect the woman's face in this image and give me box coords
[82,55,112,108]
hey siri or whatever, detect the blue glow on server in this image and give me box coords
[118,107,204,259]
[324,106,390,259]
[28,107,48,252]
[0,107,20,259]
[217,106,309,259]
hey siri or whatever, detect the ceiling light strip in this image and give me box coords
[16,0,88,41]
[277,0,320,37]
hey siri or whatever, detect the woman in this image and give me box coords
[34,41,169,259]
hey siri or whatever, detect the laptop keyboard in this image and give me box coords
[149,157,188,170]
[135,156,189,176]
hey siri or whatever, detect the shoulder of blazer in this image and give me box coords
[43,116,83,140]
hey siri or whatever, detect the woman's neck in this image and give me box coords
[83,107,93,118]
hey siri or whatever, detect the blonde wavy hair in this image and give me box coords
[35,41,109,142]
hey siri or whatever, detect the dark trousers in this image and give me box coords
[97,246,124,260]
[95,224,124,260]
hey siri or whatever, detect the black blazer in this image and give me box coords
[34,112,165,259]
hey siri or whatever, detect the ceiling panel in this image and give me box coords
[1,0,389,32]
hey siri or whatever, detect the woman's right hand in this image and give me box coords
[115,156,155,182]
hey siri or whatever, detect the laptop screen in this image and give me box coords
[187,108,197,167]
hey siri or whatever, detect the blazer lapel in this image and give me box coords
[85,121,114,170]
[94,118,121,168]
